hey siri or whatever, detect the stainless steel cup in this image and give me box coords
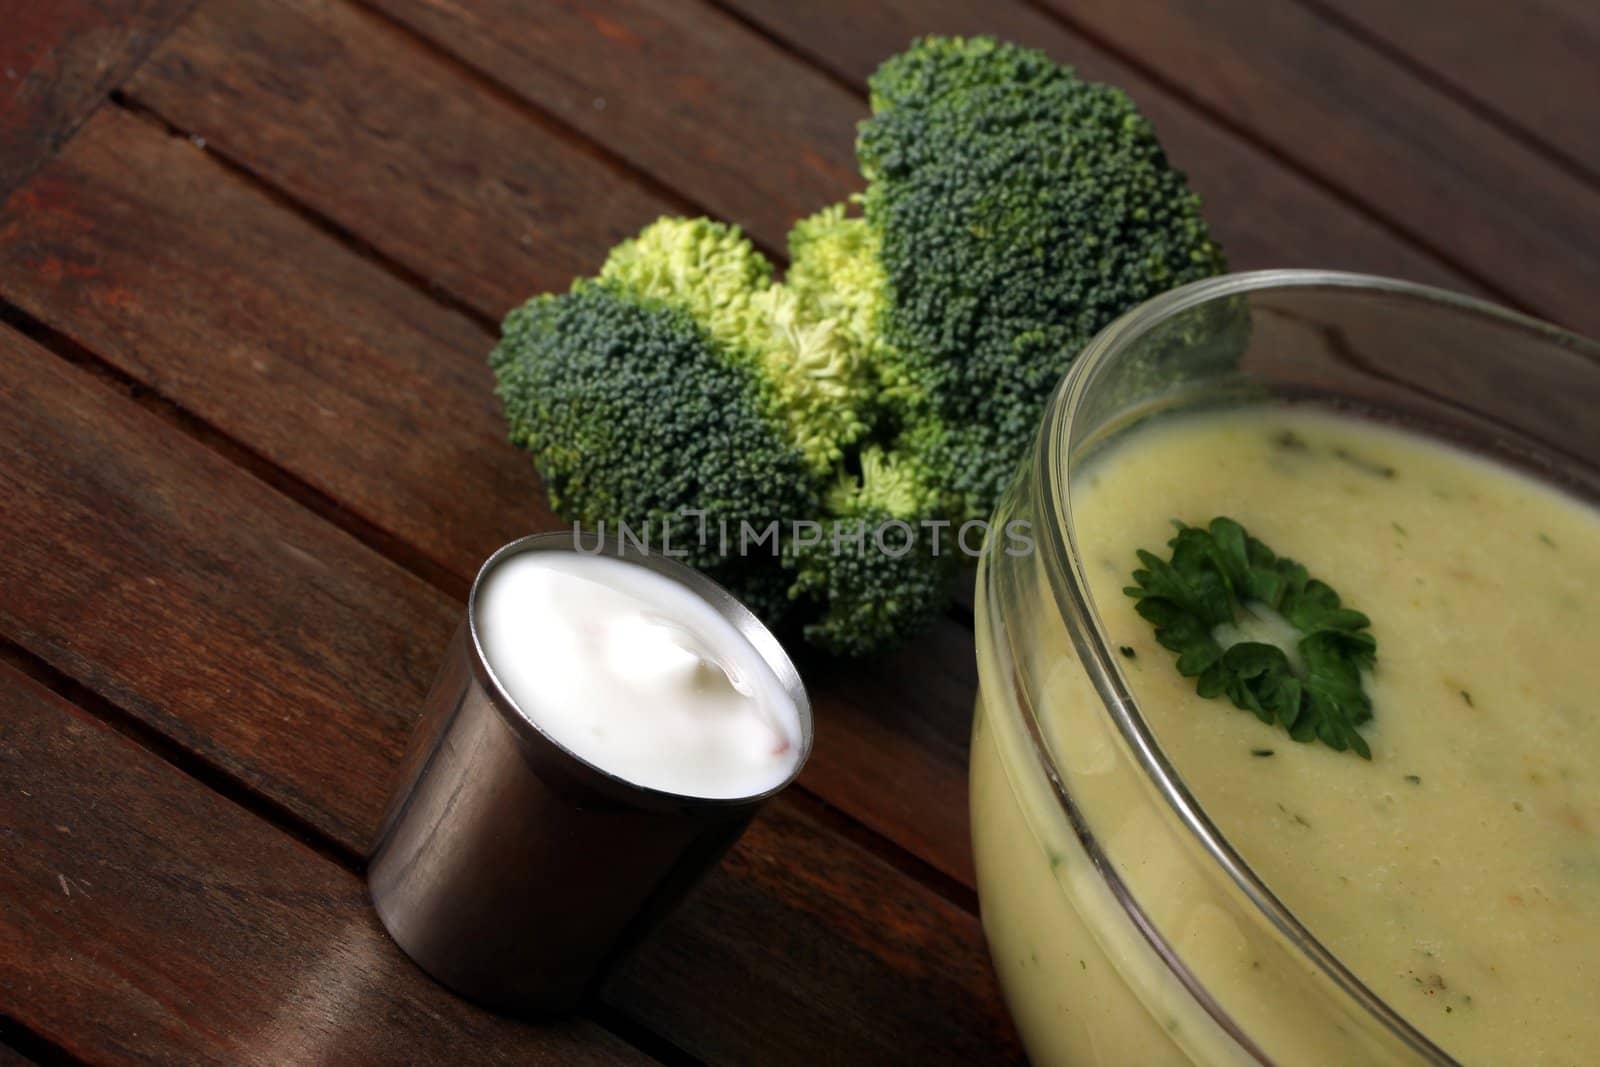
[367,532,812,1015]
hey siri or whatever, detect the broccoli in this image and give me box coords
[834,35,1227,519]
[489,255,808,625]
[489,36,1225,657]
[490,217,950,653]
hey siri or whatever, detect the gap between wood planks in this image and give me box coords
[0,1006,88,1067]
[0,0,201,203]
[108,91,498,338]
[711,0,1558,323]
[700,0,864,105]
[0,296,468,601]
[0,641,361,871]
[1002,0,1533,318]
[1293,0,1600,190]
[339,0,785,264]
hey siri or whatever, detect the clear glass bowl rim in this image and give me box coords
[1027,268,1600,1065]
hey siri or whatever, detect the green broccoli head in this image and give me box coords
[785,510,958,657]
[599,217,872,477]
[781,206,958,654]
[857,35,1226,517]
[489,277,815,624]
[786,441,958,656]
[490,217,952,653]
[785,204,888,366]
[489,38,1227,659]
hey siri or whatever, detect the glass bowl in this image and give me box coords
[970,270,1600,1065]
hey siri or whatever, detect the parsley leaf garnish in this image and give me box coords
[1124,517,1377,758]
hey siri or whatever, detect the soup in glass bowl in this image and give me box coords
[971,271,1600,1065]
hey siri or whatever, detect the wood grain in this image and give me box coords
[720,0,1478,295]
[362,0,863,254]
[0,100,985,889]
[1331,0,1600,182]
[0,299,453,853]
[0,325,1020,1061]
[609,800,1012,1064]
[797,624,979,885]
[0,105,544,587]
[124,0,673,319]
[0,661,646,1066]
[1033,0,1600,335]
[130,0,1482,305]
[0,0,193,198]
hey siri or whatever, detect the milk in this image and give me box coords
[473,550,803,799]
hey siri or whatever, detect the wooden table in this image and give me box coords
[0,1,1593,1062]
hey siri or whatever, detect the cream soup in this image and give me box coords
[973,407,1600,1065]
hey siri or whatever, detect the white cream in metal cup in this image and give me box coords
[368,531,813,1015]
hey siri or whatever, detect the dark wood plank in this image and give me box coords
[1332,0,1600,181]
[0,1043,33,1066]
[609,800,1010,1064]
[0,281,453,851]
[124,0,673,318]
[362,0,862,254]
[799,624,977,885]
[0,661,645,1065]
[0,105,541,589]
[0,0,193,198]
[721,0,1479,295]
[130,0,1483,311]
[0,322,1020,1061]
[1032,0,1600,336]
[0,93,984,888]
[348,0,1483,293]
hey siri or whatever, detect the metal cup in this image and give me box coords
[367,532,812,1015]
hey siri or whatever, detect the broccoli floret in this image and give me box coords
[779,205,960,653]
[490,218,944,650]
[490,39,1227,659]
[489,276,814,624]
[599,217,871,477]
[785,204,889,366]
[855,35,1226,518]
[787,443,958,655]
